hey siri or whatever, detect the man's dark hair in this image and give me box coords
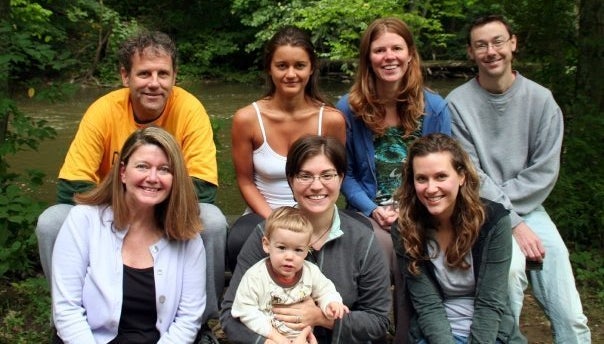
[118,31,177,73]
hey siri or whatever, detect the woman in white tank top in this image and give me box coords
[231,26,345,218]
[228,26,345,270]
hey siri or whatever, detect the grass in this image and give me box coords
[0,277,52,343]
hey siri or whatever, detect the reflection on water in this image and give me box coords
[12,78,465,215]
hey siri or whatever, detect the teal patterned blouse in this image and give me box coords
[373,118,423,205]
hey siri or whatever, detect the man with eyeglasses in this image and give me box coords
[446,15,590,343]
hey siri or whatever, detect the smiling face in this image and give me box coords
[412,152,465,224]
[369,31,412,88]
[290,154,342,216]
[268,45,313,98]
[120,47,176,122]
[120,144,173,210]
[262,227,310,280]
[467,20,517,81]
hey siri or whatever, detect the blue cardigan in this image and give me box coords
[336,90,452,216]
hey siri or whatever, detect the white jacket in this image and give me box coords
[52,205,206,343]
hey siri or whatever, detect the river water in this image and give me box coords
[12,78,465,215]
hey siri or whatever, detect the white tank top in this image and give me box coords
[246,102,324,213]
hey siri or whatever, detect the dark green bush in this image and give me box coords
[545,98,603,249]
[570,250,604,302]
[0,100,56,278]
[0,277,51,343]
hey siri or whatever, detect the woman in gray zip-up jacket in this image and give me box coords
[392,134,525,343]
[221,135,391,344]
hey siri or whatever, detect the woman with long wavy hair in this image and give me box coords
[392,133,524,343]
[336,17,451,271]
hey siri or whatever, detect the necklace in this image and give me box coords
[309,226,331,251]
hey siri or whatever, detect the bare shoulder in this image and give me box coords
[232,103,263,145]
[321,106,346,142]
[232,103,258,126]
[322,106,345,124]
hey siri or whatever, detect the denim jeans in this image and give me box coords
[508,206,591,343]
[36,202,227,323]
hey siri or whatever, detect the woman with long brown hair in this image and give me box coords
[392,133,523,343]
[52,127,206,343]
[336,17,451,268]
[228,26,345,271]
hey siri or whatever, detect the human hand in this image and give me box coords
[272,297,332,329]
[371,205,399,231]
[292,326,318,344]
[266,328,290,344]
[325,301,350,320]
[513,222,545,262]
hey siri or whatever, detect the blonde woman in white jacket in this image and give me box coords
[52,127,206,343]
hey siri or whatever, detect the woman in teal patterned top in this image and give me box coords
[336,17,451,264]
[336,17,451,344]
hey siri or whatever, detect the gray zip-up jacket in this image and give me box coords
[221,209,391,343]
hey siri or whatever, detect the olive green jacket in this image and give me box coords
[392,199,526,343]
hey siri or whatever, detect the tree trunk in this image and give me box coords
[577,0,604,111]
[84,27,113,82]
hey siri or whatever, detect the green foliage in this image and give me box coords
[177,31,242,78]
[501,0,578,103]
[10,0,53,40]
[0,101,56,160]
[99,0,255,81]
[231,0,458,73]
[545,97,604,248]
[570,250,604,302]
[6,1,77,83]
[0,277,51,343]
[94,16,141,83]
[0,100,56,277]
[0,180,47,277]
[58,0,140,83]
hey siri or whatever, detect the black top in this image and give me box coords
[108,265,160,344]
[54,265,160,344]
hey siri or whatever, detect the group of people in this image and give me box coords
[38,13,590,344]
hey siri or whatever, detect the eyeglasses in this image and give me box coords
[295,172,339,184]
[472,37,511,53]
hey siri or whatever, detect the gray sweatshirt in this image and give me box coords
[446,73,563,227]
